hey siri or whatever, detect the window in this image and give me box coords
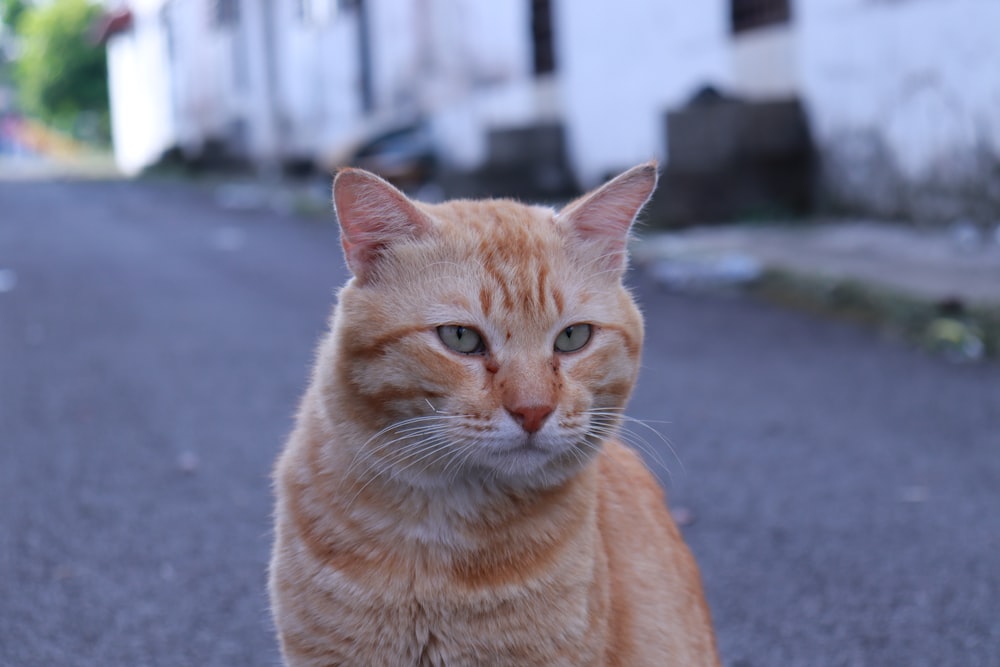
[730,0,791,34]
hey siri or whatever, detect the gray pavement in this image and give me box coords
[634,221,1000,306]
[2,179,999,666]
[0,154,121,182]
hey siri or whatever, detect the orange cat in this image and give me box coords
[268,163,720,666]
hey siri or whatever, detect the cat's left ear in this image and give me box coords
[555,161,658,277]
[333,168,434,283]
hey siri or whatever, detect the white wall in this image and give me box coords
[105,0,175,175]
[730,25,797,100]
[271,3,360,158]
[797,0,1000,215]
[370,0,537,170]
[106,0,1000,219]
[299,0,537,170]
[554,0,999,210]
[367,0,421,112]
[422,0,537,168]
[555,0,731,187]
[106,0,258,173]
[167,0,242,153]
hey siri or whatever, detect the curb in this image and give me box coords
[633,224,1000,362]
[748,268,1000,361]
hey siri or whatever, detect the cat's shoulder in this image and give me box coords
[595,440,682,541]
[598,439,665,499]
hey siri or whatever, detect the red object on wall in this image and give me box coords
[94,8,134,44]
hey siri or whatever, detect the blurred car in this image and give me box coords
[344,121,438,191]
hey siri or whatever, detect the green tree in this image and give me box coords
[14,0,108,142]
[1,0,30,31]
[0,1,30,95]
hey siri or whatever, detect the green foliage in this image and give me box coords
[14,0,108,142]
[1,0,31,31]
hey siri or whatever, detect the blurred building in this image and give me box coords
[101,0,999,221]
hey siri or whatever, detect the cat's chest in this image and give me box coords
[318,550,603,667]
[357,599,597,667]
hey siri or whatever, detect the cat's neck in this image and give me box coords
[346,468,595,550]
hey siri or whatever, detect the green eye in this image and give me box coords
[555,323,592,353]
[437,325,486,354]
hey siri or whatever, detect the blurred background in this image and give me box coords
[2,0,999,222]
[2,1,999,666]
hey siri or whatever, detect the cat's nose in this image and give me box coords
[506,405,553,434]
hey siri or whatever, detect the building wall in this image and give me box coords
[730,24,798,100]
[270,3,359,158]
[353,0,537,170]
[421,0,540,169]
[105,1,175,174]
[168,0,243,153]
[555,0,999,216]
[106,0,255,173]
[367,0,421,113]
[106,0,1000,222]
[797,0,1000,219]
[555,0,731,188]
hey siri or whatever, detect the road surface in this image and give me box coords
[1,179,997,666]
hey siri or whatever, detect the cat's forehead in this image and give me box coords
[405,199,620,328]
[421,199,566,276]
[423,199,557,241]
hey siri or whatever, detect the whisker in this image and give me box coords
[342,435,456,509]
[593,421,671,468]
[388,437,456,473]
[441,435,478,481]
[444,432,494,482]
[344,411,467,479]
[341,411,466,506]
[582,409,685,478]
[617,415,685,474]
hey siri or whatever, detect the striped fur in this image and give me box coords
[269,164,720,666]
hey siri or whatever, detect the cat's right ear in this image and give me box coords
[333,169,433,283]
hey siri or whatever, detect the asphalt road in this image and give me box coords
[1,179,998,667]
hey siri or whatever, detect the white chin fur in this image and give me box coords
[463,419,596,487]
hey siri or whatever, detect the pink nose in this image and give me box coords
[506,405,553,434]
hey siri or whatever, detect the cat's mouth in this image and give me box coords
[476,433,595,485]
[483,431,559,463]
[495,435,546,455]
[491,431,580,464]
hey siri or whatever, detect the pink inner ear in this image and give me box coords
[333,169,431,280]
[557,162,658,274]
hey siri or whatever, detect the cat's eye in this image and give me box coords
[437,325,486,355]
[554,324,592,353]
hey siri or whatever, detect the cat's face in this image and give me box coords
[328,165,656,490]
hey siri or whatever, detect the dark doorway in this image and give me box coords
[531,0,555,75]
[730,0,791,34]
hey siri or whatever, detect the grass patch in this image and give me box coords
[750,269,1000,361]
